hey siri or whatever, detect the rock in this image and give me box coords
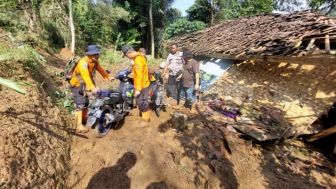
[224,96,233,102]
[171,112,188,131]
[170,151,181,165]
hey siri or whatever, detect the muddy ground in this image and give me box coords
[0,42,335,189]
[0,47,73,188]
[68,60,336,189]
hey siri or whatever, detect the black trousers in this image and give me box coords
[167,75,182,104]
[70,84,89,110]
[136,87,150,112]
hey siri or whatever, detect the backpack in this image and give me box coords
[64,56,81,81]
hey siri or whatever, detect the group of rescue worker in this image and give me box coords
[69,44,200,133]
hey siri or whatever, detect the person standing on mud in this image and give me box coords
[163,43,183,105]
[181,50,200,111]
[69,45,111,133]
[122,45,151,125]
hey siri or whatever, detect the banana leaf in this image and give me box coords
[0,77,26,94]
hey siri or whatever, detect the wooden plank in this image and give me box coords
[305,38,315,51]
[307,126,336,142]
[325,35,331,53]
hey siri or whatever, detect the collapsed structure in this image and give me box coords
[170,11,336,63]
[168,11,336,144]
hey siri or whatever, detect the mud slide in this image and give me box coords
[0,48,73,188]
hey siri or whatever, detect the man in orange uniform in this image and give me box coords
[122,45,151,124]
[69,45,110,133]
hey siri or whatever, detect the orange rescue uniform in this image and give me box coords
[132,53,150,92]
[69,56,109,91]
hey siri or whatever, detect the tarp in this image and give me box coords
[198,58,233,91]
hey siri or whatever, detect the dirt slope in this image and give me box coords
[0,47,72,188]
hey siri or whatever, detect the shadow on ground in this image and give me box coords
[86,152,137,189]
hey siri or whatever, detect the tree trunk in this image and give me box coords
[149,0,155,57]
[210,0,215,25]
[68,0,75,54]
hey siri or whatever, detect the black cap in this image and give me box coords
[121,45,134,57]
[86,45,101,55]
[182,50,193,58]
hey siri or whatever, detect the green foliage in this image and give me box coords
[0,77,26,94]
[187,0,219,23]
[117,29,141,49]
[56,89,75,112]
[0,43,45,94]
[165,18,206,39]
[217,0,243,20]
[166,8,182,24]
[309,0,336,14]
[0,43,45,71]
[239,0,274,17]
[74,0,131,49]
[114,0,175,56]
[187,0,275,23]
[99,49,124,65]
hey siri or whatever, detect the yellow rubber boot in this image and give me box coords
[136,111,150,127]
[141,111,150,122]
[75,110,89,133]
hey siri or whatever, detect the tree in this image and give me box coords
[187,0,221,25]
[114,0,174,57]
[165,18,206,39]
[309,0,336,14]
[188,0,275,24]
[149,0,155,57]
[74,0,130,49]
[166,8,182,24]
[68,0,75,53]
[239,0,274,16]
[275,0,309,12]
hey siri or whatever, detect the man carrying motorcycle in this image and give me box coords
[69,45,111,133]
[122,45,151,125]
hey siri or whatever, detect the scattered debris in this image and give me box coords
[208,100,241,120]
[307,126,336,142]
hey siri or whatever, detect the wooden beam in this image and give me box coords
[305,38,315,51]
[307,126,336,142]
[325,34,331,53]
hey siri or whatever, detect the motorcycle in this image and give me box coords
[86,69,134,136]
[149,70,166,117]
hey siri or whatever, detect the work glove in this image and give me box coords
[92,87,100,94]
[134,90,141,97]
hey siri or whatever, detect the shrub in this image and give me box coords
[165,18,206,39]
[100,49,124,65]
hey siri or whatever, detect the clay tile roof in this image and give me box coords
[169,11,336,58]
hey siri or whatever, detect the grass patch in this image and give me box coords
[0,43,45,72]
[56,89,75,113]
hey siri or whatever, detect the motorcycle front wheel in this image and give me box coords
[96,106,112,137]
[154,107,160,117]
